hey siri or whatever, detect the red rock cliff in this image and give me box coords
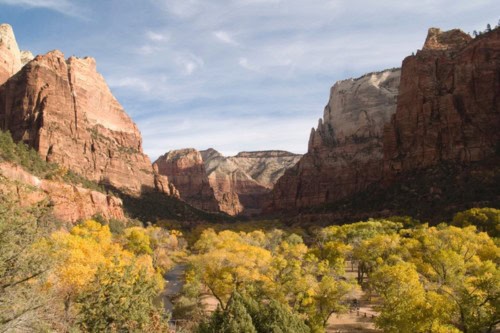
[384,28,500,174]
[0,48,176,196]
[154,148,219,212]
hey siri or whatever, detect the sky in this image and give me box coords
[0,1,498,159]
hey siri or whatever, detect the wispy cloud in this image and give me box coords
[146,31,169,42]
[0,0,85,17]
[3,0,499,158]
[213,30,239,46]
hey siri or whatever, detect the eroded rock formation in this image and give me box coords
[0,162,125,223]
[269,27,500,214]
[154,149,219,212]
[0,47,176,196]
[201,149,302,215]
[384,28,500,174]
[0,24,22,85]
[268,69,401,211]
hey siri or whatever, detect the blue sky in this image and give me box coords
[1,0,498,159]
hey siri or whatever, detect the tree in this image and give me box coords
[0,196,54,332]
[198,291,310,333]
[452,207,499,237]
[77,260,168,332]
[197,292,256,333]
[191,230,273,308]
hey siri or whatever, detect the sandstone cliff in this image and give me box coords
[154,148,219,212]
[0,24,22,85]
[268,68,401,211]
[200,149,300,215]
[0,162,125,223]
[384,28,500,174]
[0,47,176,196]
[269,27,500,215]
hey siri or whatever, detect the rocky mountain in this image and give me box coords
[153,149,219,212]
[268,68,401,211]
[155,148,301,215]
[201,149,301,215]
[384,28,499,175]
[0,25,177,197]
[268,27,500,215]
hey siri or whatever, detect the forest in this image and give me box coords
[1,189,498,332]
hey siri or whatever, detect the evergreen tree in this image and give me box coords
[197,292,256,333]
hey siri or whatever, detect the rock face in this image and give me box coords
[155,147,301,215]
[0,48,176,196]
[268,69,401,211]
[0,24,22,85]
[201,149,301,215]
[269,27,500,214]
[153,149,219,212]
[384,28,500,174]
[0,162,125,223]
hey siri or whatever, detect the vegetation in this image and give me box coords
[0,194,187,332]
[1,182,498,333]
[0,129,105,193]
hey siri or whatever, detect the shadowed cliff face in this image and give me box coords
[268,68,401,211]
[384,28,500,174]
[268,27,500,215]
[0,45,177,197]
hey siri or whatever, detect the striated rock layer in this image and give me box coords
[268,69,401,211]
[154,149,219,212]
[0,48,177,196]
[201,149,302,215]
[0,162,125,223]
[384,28,500,175]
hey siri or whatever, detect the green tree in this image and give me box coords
[0,196,54,332]
[197,292,256,333]
[77,260,167,332]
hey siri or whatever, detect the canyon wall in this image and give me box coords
[155,148,301,215]
[154,149,220,212]
[268,27,500,213]
[268,69,401,211]
[384,28,500,174]
[0,28,177,196]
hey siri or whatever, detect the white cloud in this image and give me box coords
[107,77,151,92]
[213,30,239,46]
[176,53,204,75]
[146,31,169,42]
[238,57,260,72]
[152,0,201,18]
[0,0,84,17]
